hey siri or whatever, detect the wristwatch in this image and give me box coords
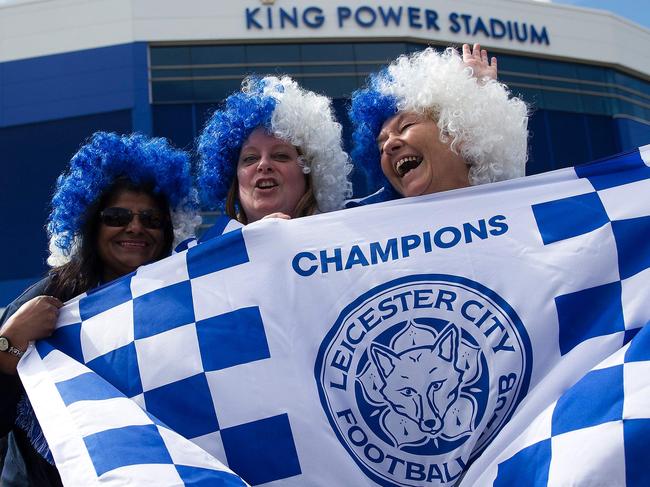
[0,335,24,358]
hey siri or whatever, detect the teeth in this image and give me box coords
[119,241,146,248]
[395,156,423,177]
[258,181,277,188]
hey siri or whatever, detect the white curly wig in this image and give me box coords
[350,47,529,188]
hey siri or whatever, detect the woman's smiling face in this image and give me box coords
[236,128,307,223]
[97,189,166,282]
[377,112,470,197]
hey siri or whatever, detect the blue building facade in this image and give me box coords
[1,36,649,305]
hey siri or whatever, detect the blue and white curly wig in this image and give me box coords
[350,47,529,192]
[47,132,199,267]
[197,75,352,213]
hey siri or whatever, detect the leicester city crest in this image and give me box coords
[315,274,532,486]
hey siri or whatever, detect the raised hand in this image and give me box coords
[462,43,498,83]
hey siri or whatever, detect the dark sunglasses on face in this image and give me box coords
[99,207,166,229]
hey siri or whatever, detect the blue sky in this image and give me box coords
[535,0,650,29]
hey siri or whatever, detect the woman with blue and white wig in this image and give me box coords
[197,75,352,229]
[0,132,198,486]
[348,45,528,204]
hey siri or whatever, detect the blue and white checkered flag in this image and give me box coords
[18,146,650,486]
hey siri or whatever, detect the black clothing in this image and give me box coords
[1,276,63,487]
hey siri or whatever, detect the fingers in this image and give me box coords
[472,43,481,59]
[262,212,292,220]
[462,43,471,61]
[491,56,498,69]
[40,296,64,308]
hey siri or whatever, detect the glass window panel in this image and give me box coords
[614,71,644,92]
[356,63,385,77]
[191,45,246,65]
[195,102,220,130]
[511,86,543,109]
[150,68,193,79]
[618,99,646,119]
[191,67,248,78]
[193,79,241,102]
[151,81,194,102]
[354,43,407,62]
[541,90,583,112]
[298,75,359,98]
[576,64,607,83]
[246,44,301,63]
[301,43,355,62]
[152,104,195,149]
[406,43,428,54]
[580,94,611,116]
[246,65,303,77]
[536,59,577,79]
[301,64,356,75]
[497,54,537,74]
[150,47,191,66]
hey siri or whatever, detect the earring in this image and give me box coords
[298,156,311,174]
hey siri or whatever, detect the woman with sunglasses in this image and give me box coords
[0,132,198,486]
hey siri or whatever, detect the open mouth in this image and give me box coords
[256,179,279,190]
[395,156,423,178]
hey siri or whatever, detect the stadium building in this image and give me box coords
[1,0,649,306]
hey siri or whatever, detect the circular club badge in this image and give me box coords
[315,274,532,487]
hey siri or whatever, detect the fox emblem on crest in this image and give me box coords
[369,324,464,437]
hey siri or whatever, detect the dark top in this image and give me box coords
[0,276,63,487]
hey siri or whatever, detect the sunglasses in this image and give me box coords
[99,207,166,229]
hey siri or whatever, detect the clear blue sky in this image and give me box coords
[537,0,650,30]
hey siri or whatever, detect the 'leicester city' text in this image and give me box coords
[292,214,508,276]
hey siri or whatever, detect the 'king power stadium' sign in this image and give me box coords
[244,4,550,45]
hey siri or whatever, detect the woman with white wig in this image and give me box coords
[196,75,352,234]
[348,46,528,204]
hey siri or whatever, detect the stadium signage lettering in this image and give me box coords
[245,5,550,45]
[291,215,509,277]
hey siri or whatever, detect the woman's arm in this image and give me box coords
[0,296,62,375]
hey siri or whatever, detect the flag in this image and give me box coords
[18,146,650,486]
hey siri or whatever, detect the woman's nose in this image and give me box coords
[257,155,274,172]
[383,134,403,155]
[125,215,144,233]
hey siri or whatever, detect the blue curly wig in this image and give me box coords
[197,78,277,211]
[47,132,197,263]
[349,74,398,192]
